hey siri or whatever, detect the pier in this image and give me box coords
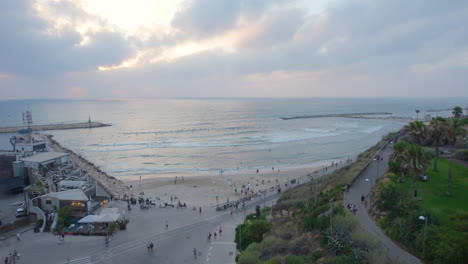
[0,122,110,133]
[281,112,393,120]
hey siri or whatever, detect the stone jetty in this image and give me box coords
[0,122,110,133]
[40,134,128,199]
[281,112,393,120]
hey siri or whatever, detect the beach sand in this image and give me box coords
[126,160,353,207]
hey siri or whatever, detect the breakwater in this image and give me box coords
[41,134,128,199]
[281,112,393,120]
[0,122,110,133]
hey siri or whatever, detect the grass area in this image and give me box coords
[400,158,468,226]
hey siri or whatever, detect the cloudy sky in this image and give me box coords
[1,0,467,99]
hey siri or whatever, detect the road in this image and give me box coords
[344,142,422,264]
[0,186,284,264]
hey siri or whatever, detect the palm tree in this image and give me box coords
[445,118,466,195]
[406,144,430,197]
[428,116,446,171]
[390,141,410,179]
[391,142,429,197]
[405,121,427,145]
[416,110,420,120]
[452,106,463,119]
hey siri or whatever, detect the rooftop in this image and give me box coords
[43,189,88,201]
[20,152,68,163]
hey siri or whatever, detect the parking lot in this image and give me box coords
[0,192,26,226]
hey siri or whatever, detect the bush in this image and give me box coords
[235,220,271,250]
[36,219,44,228]
[238,243,261,264]
[285,254,308,264]
[453,149,468,161]
[261,236,288,257]
[312,250,322,261]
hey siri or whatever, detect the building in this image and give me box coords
[20,152,69,170]
[34,189,88,215]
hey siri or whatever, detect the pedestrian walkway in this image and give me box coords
[344,142,422,264]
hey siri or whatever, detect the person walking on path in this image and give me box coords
[214,231,217,240]
[218,227,222,236]
[165,220,168,230]
[193,248,197,260]
[150,241,154,251]
[15,233,20,241]
[199,206,202,215]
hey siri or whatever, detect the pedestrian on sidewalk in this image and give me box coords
[361,195,365,203]
[165,220,168,230]
[199,206,202,215]
[15,233,20,241]
[219,227,222,236]
[214,231,217,240]
[193,248,197,259]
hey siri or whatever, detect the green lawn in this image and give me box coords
[415,158,468,225]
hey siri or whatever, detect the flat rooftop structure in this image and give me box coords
[42,189,88,201]
[20,152,68,163]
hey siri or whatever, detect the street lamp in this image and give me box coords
[419,215,428,257]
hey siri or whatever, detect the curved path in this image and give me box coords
[344,142,422,264]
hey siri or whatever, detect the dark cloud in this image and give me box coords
[0,0,135,77]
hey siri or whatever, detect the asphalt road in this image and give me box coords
[344,142,422,264]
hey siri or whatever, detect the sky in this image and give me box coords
[0,0,467,99]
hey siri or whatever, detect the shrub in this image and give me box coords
[238,243,261,264]
[36,219,44,228]
[285,254,308,264]
[312,250,322,261]
[453,149,468,161]
[261,236,288,258]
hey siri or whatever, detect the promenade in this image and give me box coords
[344,142,422,264]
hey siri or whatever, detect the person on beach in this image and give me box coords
[165,220,168,230]
[219,227,222,236]
[199,207,202,215]
[193,248,197,259]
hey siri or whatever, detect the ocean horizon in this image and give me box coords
[0,97,466,181]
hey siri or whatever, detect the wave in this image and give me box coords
[90,142,147,147]
[363,125,384,134]
[269,132,342,143]
[303,128,337,133]
[106,167,214,174]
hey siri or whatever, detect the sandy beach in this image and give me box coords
[125,158,354,207]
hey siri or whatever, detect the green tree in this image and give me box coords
[452,106,463,119]
[405,121,427,145]
[444,118,466,195]
[406,144,430,197]
[390,141,410,179]
[428,116,446,171]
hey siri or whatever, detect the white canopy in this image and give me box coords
[78,213,122,223]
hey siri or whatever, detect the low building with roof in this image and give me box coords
[34,189,88,214]
[20,152,69,170]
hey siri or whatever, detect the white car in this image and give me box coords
[15,207,28,218]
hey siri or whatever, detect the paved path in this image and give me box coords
[344,142,422,264]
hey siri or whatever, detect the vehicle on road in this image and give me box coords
[15,207,28,218]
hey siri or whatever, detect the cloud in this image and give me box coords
[0,0,136,77]
[1,0,468,99]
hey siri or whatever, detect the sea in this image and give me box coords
[0,97,465,181]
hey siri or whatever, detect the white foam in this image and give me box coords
[364,125,384,134]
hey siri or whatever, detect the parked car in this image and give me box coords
[15,207,28,218]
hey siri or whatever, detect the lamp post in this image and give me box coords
[419,215,428,257]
